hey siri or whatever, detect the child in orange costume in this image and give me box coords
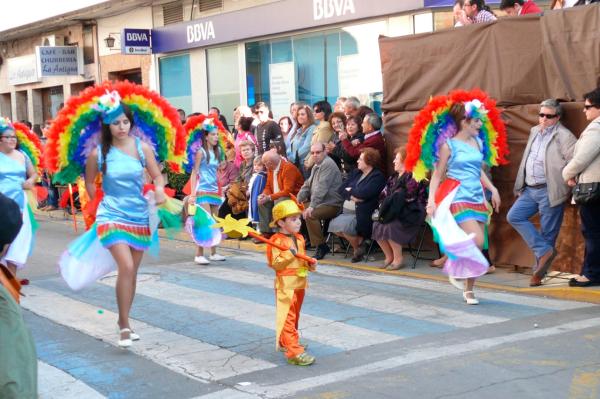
[267,199,316,366]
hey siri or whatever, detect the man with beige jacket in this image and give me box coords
[507,99,577,286]
[563,88,600,287]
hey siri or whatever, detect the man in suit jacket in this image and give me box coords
[507,99,577,287]
[258,150,304,235]
[500,0,542,15]
[297,143,343,259]
[341,113,386,172]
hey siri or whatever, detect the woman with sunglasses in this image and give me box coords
[0,118,38,277]
[563,87,600,287]
[507,99,577,287]
[304,101,334,171]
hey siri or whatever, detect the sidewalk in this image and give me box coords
[37,209,600,304]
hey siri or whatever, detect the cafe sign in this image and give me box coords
[36,46,84,77]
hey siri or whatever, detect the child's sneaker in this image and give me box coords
[287,352,315,366]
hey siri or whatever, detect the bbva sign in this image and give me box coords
[313,0,356,21]
[187,21,216,44]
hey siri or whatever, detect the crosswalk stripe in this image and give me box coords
[177,265,509,328]
[311,265,593,310]
[38,361,106,399]
[234,317,600,398]
[22,286,276,381]
[99,276,401,351]
[189,388,262,399]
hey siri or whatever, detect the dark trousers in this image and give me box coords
[580,203,600,282]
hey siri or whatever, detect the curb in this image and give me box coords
[35,212,600,304]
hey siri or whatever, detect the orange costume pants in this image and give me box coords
[278,289,305,359]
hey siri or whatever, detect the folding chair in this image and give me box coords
[407,223,441,269]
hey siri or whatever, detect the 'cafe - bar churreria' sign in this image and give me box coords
[36,46,84,77]
[151,0,421,53]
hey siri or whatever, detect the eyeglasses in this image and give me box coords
[313,108,322,113]
[584,104,599,110]
[0,135,17,140]
[310,150,323,155]
[538,113,557,119]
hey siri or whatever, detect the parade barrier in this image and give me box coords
[379,4,600,273]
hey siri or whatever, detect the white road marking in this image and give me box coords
[22,287,276,381]
[234,317,600,398]
[38,361,106,399]
[184,266,509,328]
[99,276,401,350]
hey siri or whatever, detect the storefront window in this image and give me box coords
[159,54,192,113]
[207,45,240,127]
[245,21,385,114]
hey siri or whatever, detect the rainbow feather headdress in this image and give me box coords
[405,89,509,182]
[0,117,44,174]
[183,114,232,173]
[13,121,44,174]
[45,81,186,184]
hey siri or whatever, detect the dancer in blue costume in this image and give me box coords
[427,101,501,305]
[0,118,38,276]
[85,94,166,348]
[188,123,227,265]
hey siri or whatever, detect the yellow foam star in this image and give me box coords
[212,214,257,238]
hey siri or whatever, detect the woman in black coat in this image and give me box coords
[328,147,386,262]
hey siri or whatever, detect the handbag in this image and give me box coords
[572,182,600,205]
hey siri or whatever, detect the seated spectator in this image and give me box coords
[454,0,468,26]
[269,140,288,159]
[344,97,361,119]
[218,158,239,198]
[334,97,347,113]
[331,115,363,178]
[305,101,334,170]
[219,141,256,219]
[234,116,257,167]
[287,105,316,177]
[463,0,497,23]
[248,156,267,231]
[372,147,428,270]
[328,148,386,262]
[258,150,305,236]
[500,0,542,15]
[279,116,293,149]
[297,143,344,260]
[341,113,386,172]
[357,105,374,122]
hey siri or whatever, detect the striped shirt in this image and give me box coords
[525,126,556,186]
[473,9,497,23]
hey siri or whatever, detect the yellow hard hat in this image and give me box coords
[270,200,302,228]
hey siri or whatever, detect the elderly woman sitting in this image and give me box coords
[328,147,386,262]
[372,146,427,270]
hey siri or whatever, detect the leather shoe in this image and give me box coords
[569,278,600,287]
[314,244,330,260]
[533,248,557,279]
[529,274,543,287]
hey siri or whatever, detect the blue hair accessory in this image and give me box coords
[93,90,124,124]
[202,118,218,133]
[464,99,488,119]
[0,117,14,133]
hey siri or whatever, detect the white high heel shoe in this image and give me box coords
[117,324,140,341]
[463,291,479,305]
[118,328,133,348]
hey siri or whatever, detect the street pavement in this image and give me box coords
[19,217,600,399]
